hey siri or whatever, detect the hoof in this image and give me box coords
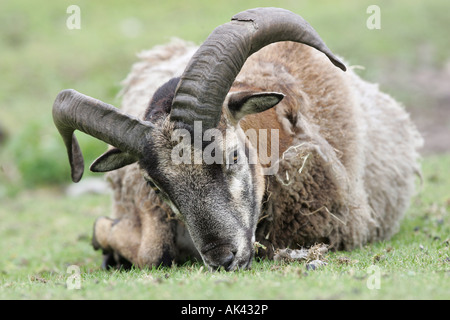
[101,251,133,270]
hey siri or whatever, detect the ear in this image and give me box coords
[90,148,138,172]
[226,91,284,123]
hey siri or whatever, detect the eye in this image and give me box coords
[146,179,160,194]
[226,150,239,169]
[232,150,238,164]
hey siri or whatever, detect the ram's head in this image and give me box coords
[53,8,345,270]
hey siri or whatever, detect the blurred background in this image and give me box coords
[0,0,449,294]
[0,0,449,194]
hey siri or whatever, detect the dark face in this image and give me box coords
[82,76,281,271]
[139,122,265,271]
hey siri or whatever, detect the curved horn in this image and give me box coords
[171,7,346,130]
[52,89,153,182]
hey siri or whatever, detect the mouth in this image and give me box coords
[225,252,254,271]
[202,245,254,271]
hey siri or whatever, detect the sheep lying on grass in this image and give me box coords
[53,8,422,270]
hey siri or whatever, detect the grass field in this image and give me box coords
[0,0,449,300]
[0,154,449,300]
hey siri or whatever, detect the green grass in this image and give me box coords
[0,0,449,300]
[1,154,449,299]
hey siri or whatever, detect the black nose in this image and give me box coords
[216,251,235,270]
[202,245,236,271]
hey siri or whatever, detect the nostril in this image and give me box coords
[203,245,236,271]
[220,251,235,270]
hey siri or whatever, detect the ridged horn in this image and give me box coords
[170,7,346,130]
[52,89,153,182]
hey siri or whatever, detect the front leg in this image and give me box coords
[92,216,141,269]
[135,203,178,267]
[92,184,180,269]
[92,211,178,269]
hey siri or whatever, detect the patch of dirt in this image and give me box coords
[408,60,450,155]
[411,101,450,155]
[381,54,450,155]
